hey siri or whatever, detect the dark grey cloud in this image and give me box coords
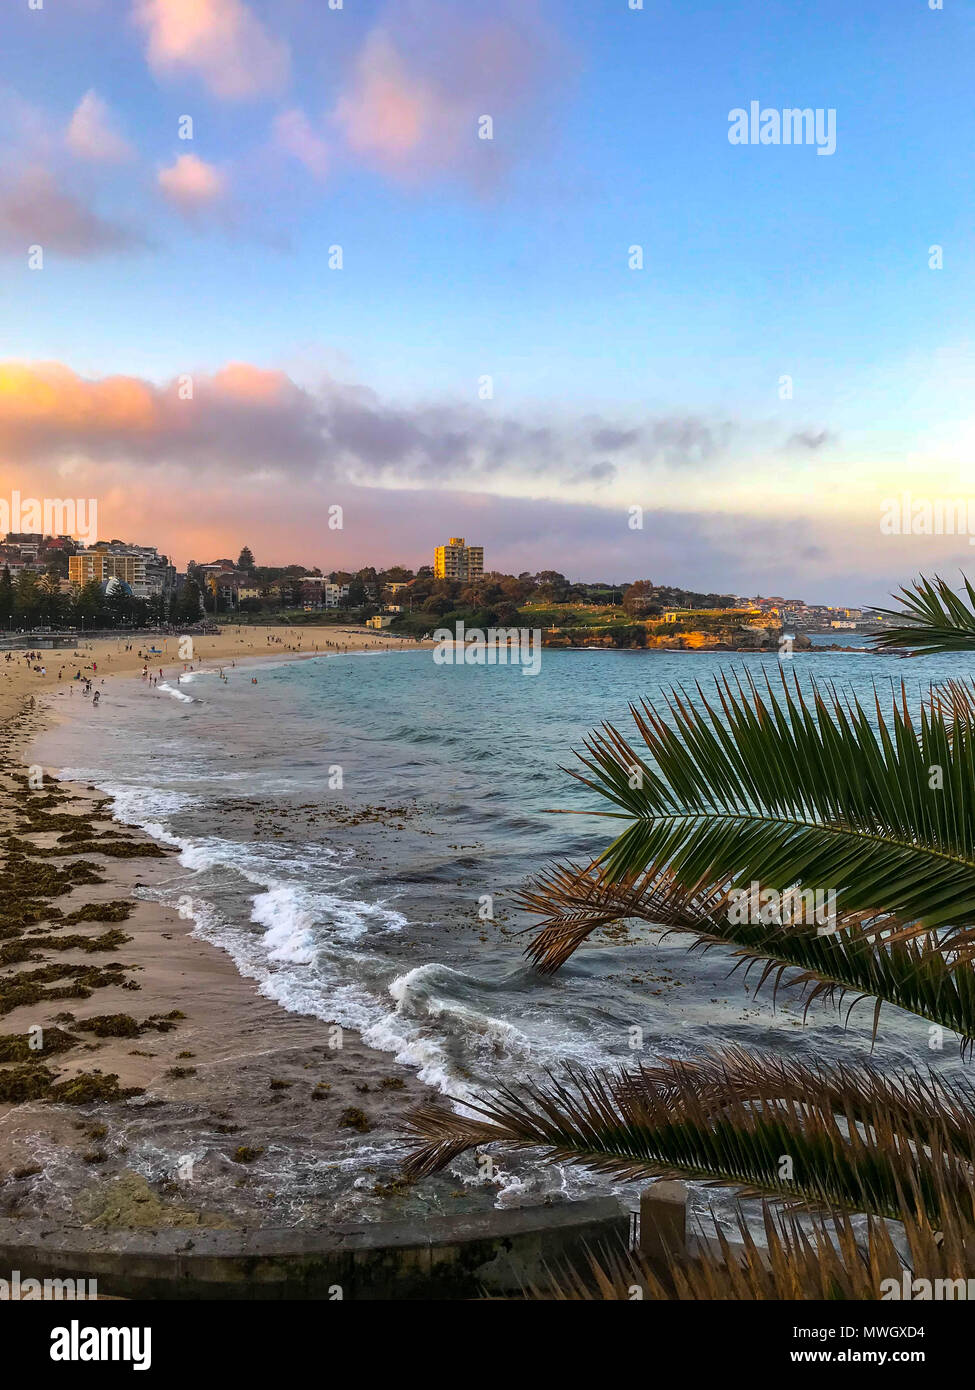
[591,427,640,451]
[0,360,739,493]
[0,169,145,257]
[786,428,835,451]
[570,461,617,486]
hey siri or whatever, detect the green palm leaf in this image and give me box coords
[872,575,975,654]
[568,671,975,932]
[516,861,975,1049]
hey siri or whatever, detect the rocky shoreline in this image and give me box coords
[0,676,470,1234]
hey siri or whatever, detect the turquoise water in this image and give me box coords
[35,642,975,1211]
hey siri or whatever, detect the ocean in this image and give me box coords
[32,639,975,1217]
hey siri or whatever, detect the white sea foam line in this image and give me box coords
[52,764,600,1119]
[156,681,195,703]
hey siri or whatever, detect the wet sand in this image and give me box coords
[0,627,455,1232]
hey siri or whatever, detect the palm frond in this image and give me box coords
[516,860,975,1049]
[529,1198,975,1300]
[872,575,975,654]
[567,670,975,932]
[403,1050,975,1224]
[930,678,975,733]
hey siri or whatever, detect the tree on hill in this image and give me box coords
[0,566,13,627]
[13,570,41,627]
[174,579,203,624]
[622,579,655,616]
[73,579,104,628]
[421,595,452,617]
[237,546,255,572]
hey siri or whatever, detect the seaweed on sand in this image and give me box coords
[0,1065,57,1102]
[62,902,133,924]
[72,1010,184,1040]
[0,1026,79,1061]
[46,1071,144,1104]
[0,962,135,1016]
[22,928,132,954]
[5,834,170,860]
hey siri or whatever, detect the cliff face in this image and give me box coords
[646,628,771,650]
[541,625,803,651]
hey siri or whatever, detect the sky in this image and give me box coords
[1,0,973,602]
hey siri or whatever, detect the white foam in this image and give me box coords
[157,681,195,703]
[250,886,316,966]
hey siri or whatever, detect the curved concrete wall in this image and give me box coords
[0,1198,629,1300]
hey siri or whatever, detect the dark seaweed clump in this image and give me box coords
[0,1026,79,1062]
[0,962,135,1016]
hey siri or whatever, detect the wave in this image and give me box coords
[156,681,196,704]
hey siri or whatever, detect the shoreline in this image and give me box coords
[0,621,433,723]
[0,628,457,1233]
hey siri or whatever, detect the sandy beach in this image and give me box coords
[0,626,445,1232]
[0,623,431,722]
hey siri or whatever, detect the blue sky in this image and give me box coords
[1,0,973,599]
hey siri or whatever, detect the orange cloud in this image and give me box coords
[0,360,323,471]
[0,362,159,444]
[134,0,289,101]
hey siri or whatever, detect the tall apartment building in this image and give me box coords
[434,537,484,583]
[69,542,175,598]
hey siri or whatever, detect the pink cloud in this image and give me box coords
[331,0,565,187]
[66,90,134,163]
[157,153,227,212]
[334,33,434,169]
[133,0,290,101]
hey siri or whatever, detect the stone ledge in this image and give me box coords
[0,1198,630,1300]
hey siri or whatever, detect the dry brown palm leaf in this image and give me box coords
[615,1047,975,1158]
[516,859,731,974]
[929,678,975,727]
[402,1050,975,1222]
[528,1194,975,1300]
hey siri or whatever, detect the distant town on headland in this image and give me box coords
[0,530,887,649]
